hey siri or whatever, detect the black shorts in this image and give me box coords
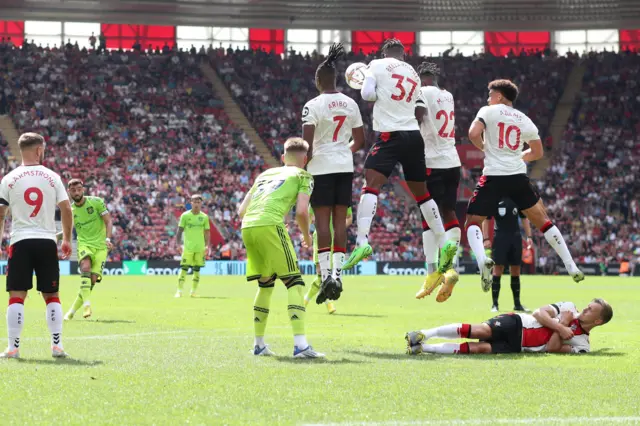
[310,172,353,207]
[482,313,523,353]
[364,130,426,182]
[493,233,523,266]
[426,167,461,211]
[467,174,539,217]
[6,239,60,294]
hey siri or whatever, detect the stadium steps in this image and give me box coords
[198,62,279,168]
[530,60,587,180]
[0,114,21,160]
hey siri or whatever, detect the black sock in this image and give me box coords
[491,275,501,306]
[511,276,521,306]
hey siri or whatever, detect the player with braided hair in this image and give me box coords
[301,43,365,304]
[414,61,462,302]
[344,40,454,295]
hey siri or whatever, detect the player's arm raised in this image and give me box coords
[533,304,574,340]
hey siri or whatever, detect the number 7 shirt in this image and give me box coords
[0,165,68,245]
[474,104,540,176]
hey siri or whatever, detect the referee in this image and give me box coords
[482,197,532,312]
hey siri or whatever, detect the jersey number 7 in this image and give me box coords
[332,115,347,142]
[390,74,418,103]
[24,187,43,217]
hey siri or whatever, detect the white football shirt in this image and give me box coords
[416,86,461,169]
[302,92,363,175]
[519,301,590,353]
[366,58,420,132]
[0,165,69,245]
[474,104,540,176]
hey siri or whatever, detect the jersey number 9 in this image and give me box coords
[24,187,44,217]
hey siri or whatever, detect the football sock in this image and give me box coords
[421,342,470,354]
[332,246,346,280]
[177,267,188,290]
[70,293,83,314]
[416,193,445,237]
[318,249,331,281]
[421,226,439,274]
[285,276,306,339]
[7,297,24,351]
[191,268,200,292]
[492,275,501,306]
[80,272,91,307]
[253,282,275,340]
[45,297,63,349]
[421,323,471,340]
[542,222,579,273]
[356,188,378,246]
[444,222,462,266]
[511,276,521,306]
[466,224,487,268]
[305,274,321,302]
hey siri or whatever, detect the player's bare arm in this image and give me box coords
[58,199,73,259]
[295,193,312,248]
[349,126,365,153]
[523,218,533,249]
[546,311,574,353]
[533,304,574,340]
[102,211,114,250]
[360,69,377,102]
[238,191,252,219]
[204,227,210,258]
[0,205,7,256]
[468,120,485,151]
[415,104,426,125]
[302,124,315,164]
[522,139,544,163]
[175,226,184,246]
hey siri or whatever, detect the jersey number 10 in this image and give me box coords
[497,122,521,151]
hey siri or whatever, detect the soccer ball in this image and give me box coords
[345,62,367,90]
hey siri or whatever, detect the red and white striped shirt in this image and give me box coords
[519,302,590,353]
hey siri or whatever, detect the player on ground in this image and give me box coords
[343,39,454,290]
[175,194,210,298]
[414,62,461,302]
[301,42,365,303]
[0,132,73,359]
[239,137,324,358]
[63,179,113,320]
[304,206,353,314]
[483,197,533,312]
[406,298,612,355]
[465,79,584,291]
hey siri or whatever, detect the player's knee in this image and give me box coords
[493,265,504,276]
[42,292,60,303]
[465,215,484,229]
[282,275,305,289]
[81,271,92,279]
[471,323,493,340]
[468,343,492,354]
[511,266,521,276]
[193,266,201,272]
[181,266,189,272]
[258,274,276,288]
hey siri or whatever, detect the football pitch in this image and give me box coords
[1,274,639,425]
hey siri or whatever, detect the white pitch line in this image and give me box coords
[303,417,640,426]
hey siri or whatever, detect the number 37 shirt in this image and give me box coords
[474,104,540,176]
[0,165,68,245]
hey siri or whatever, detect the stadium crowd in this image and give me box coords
[0,42,637,267]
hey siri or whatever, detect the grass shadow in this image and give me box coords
[91,319,136,324]
[583,348,625,357]
[273,356,368,365]
[194,296,230,300]
[332,313,387,318]
[345,350,444,361]
[16,358,104,366]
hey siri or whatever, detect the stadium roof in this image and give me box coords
[2,0,640,31]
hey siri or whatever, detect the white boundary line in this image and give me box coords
[304,417,640,425]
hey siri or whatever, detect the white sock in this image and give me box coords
[318,251,331,281]
[422,229,439,270]
[543,224,578,273]
[444,226,462,266]
[46,299,63,349]
[419,199,445,237]
[421,323,466,339]
[332,251,345,279]
[83,301,91,307]
[466,224,486,269]
[254,336,265,347]
[7,299,24,351]
[294,334,309,349]
[421,342,465,354]
[356,192,378,246]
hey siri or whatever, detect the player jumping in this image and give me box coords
[414,62,461,302]
[301,42,364,303]
[304,206,353,314]
[0,132,73,359]
[239,137,324,358]
[466,79,584,291]
[343,39,454,291]
[63,179,113,320]
[406,299,612,354]
[175,194,210,298]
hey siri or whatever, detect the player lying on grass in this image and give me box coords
[304,206,353,314]
[406,299,612,354]
[239,137,324,358]
[61,179,113,320]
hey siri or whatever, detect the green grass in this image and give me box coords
[1,275,639,425]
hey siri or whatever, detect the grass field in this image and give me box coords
[0,274,639,425]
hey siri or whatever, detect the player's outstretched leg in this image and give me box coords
[436,220,462,303]
[65,292,84,320]
[465,217,495,292]
[2,295,25,358]
[304,269,322,306]
[416,221,443,298]
[190,267,201,297]
[44,294,68,358]
[253,277,276,356]
[285,276,324,358]
[405,323,492,355]
[175,266,188,298]
[343,183,378,270]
